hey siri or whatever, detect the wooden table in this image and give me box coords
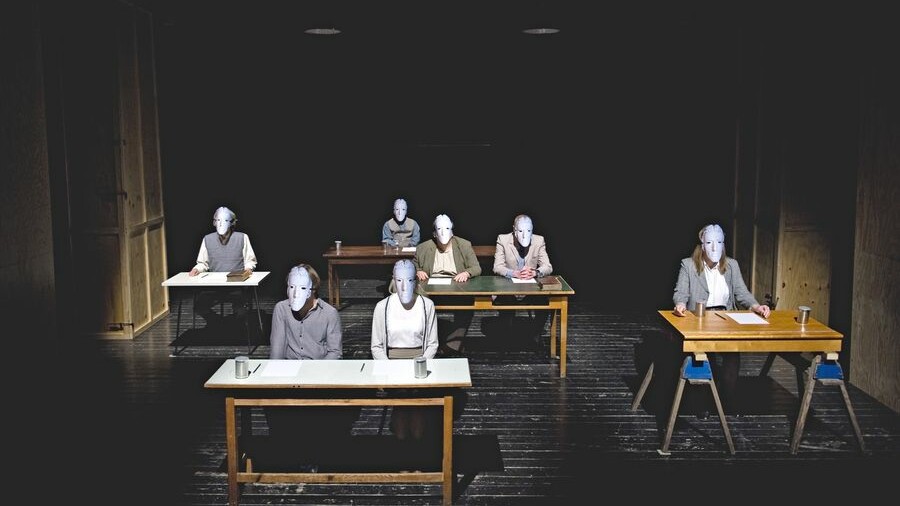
[635,310,862,454]
[204,357,472,506]
[421,275,575,378]
[322,245,495,307]
[162,271,270,355]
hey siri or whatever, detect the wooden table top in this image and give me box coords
[204,358,472,389]
[323,244,495,259]
[421,275,574,296]
[658,309,843,353]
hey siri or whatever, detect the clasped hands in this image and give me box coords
[416,270,471,283]
[512,267,539,280]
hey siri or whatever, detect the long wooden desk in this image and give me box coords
[162,271,270,355]
[636,310,862,454]
[421,275,575,378]
[322,245,496,307]
[204,357,472,506]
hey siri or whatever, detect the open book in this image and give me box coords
[536,275,562,290]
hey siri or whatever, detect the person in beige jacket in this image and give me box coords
[493,214,553,337]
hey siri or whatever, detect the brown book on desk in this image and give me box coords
[536,275,562,290]
[226,270,250,282]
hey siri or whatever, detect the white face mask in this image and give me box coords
[394,262,417,305]
[701,225,725,264]
[287,268,313,311]
[514,217,533,247]
[393,199,408,222]
[213,208,234,236]
[434,215,453,245]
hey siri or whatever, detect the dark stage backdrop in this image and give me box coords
[156,3,739,309]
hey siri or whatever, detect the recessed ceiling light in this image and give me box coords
[305,28,341,35]
[522,27,559,35]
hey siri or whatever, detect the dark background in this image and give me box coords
[148,1,862,308]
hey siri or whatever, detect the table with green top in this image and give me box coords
[421,275,575,378]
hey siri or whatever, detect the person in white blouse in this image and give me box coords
[371,259,439,439]
[672,223,770,409]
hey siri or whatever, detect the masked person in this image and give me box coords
[189,206,257,327]
[269,264,342,360]
[371,260,438,440]
[492,214,554,336]
[266,264,349,467]
[672,223,771,411]
[382,198,421,248]
[413,214,481,354]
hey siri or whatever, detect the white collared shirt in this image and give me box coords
[703,262,730,307]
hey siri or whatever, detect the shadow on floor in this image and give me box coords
[225,434,504,476]
[169,313,269,353]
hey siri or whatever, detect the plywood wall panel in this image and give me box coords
[128,230,149,334]
[851,66,900,411]
[136,9,164,221]
[147,224,168,318]
[851,256,900,413]
[115,3,146,229]
[75,234,123,334]
[777,229,831,323]
[64,4,120,231]
[751,227,776,307]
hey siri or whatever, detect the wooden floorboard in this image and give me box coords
[52,293,900,505]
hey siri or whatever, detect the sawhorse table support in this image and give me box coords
[790,353,866,454]
[632,353,735,455]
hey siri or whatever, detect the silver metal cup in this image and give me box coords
[694,302,706,317]
[335,240,342,254]
[235,355,250,379]
[414,356,428,378]
[797,305,811,325]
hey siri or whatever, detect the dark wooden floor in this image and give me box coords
[54,287,899,505]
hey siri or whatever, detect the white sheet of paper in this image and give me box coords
[725,312,769,324]
[401,246,416,252]
[511,278,537,284]
[260,361,302,377]
[428,278,452,285]
[372,359,413,376]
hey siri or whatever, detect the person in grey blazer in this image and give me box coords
[493,214,553,336]
[672,223,771,408]
[414,214,481,354]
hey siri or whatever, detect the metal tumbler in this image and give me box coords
[797,306,811,325]
[414,356,428,378]
[235,356,250,379]
[694,302,706,317]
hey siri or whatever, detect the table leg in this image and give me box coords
[549,309,558,359]
[708,375,735,454]
[172,289,184,355]
[247,287,263,354]
[442,395,454,506]
[559,301,568,378]
[659,357,689,455]
[225,397,239,506]
[838,381,867,453]
[335,267,341,307]
[327,261,335,306]
[631,362,655,412]
[790,355,819,454]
